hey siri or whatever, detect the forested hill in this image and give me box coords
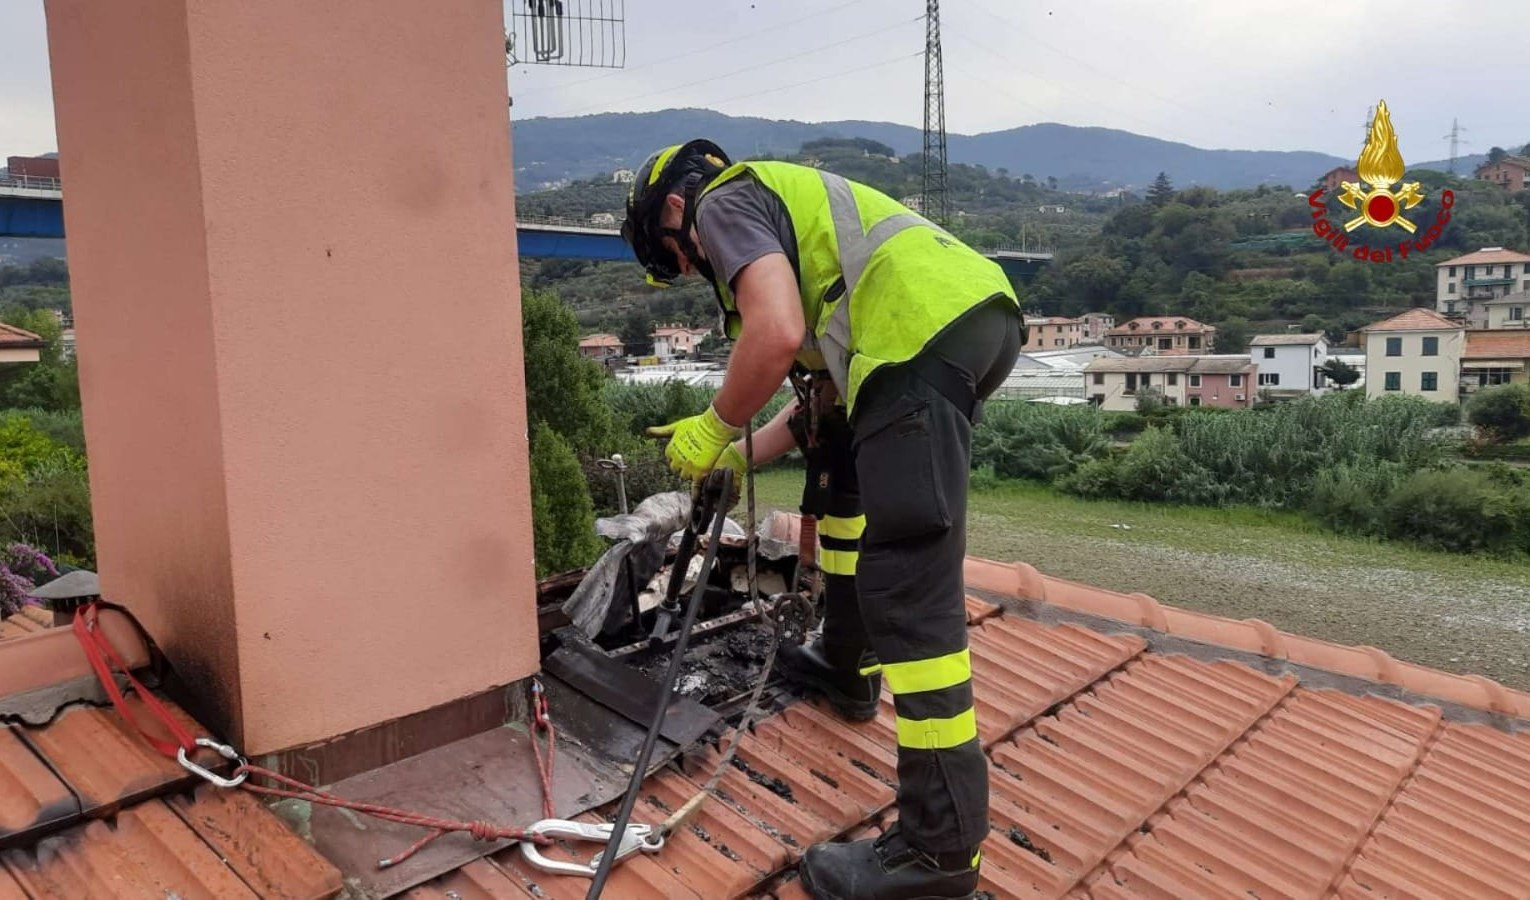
[511,108,1353,192]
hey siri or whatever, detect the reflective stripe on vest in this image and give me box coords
[816,171,942,399]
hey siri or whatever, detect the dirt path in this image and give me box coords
[752,469,1530,691]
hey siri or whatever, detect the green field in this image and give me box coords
[748,467,1530,691]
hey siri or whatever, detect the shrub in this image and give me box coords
[8,408,85,454]
[1100,411,1148,436]
[1467,383,1530,441]
[581,440,682,518]
[0,543,60,618]
[1380,467,1530,555]
[972,402,1110,482]
[1306,461,1409,537]
[529,423,603,577]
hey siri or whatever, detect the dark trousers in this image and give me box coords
[807,297,1022,854]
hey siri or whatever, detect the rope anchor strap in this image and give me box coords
[69,602,558,871]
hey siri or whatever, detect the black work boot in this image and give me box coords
[799,824,981,900]
[778,637,880,722]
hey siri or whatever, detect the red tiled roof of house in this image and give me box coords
[407,547,1530,898]
[652,325,710,337]
[1464,330,1530,360]
[1361,307,1462,332]
[0,611,343,897]
[1250,333,1325,346]
[0,604,53,640]
[578,333,623,348]
[9,554,1530,897]
[0,322,46,347]
[1475,157,1530,173]
[1105,316,1215,337]
[1437,247,1530,267]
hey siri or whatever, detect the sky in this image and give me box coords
[2,0,1525,163]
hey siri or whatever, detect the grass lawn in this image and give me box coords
[747,466,1530,691]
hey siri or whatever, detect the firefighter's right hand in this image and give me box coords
[647,405,742,481]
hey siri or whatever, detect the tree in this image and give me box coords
[1147,172,1175,207]
[619,309,654,357]
[1046,176,1058,192]
[1488,147,1508,164]
[1467,383,1530,441]
[1213,317,1250,354]
[1320,358,1361,390]
[1134,386,1166,414]
[521,288,621,457]
[529,422,603,576]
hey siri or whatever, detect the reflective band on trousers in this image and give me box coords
[895,708,978,750]
[820,548,858,576]
[881,648,972,696]
[819,514,866,540]
[815,171,937,399]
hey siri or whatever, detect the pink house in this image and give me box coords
[652,323,712,358]
[1085,355,1257,411]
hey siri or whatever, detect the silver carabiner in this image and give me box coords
[519,819,664,877]
[177,737,249,789]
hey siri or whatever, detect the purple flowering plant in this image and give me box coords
[0,543,59,618]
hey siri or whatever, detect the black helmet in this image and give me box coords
[621,139,732,286]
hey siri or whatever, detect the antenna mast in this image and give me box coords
[922,0,949,226]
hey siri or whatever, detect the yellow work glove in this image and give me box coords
[716,442,749,510]
[647,405,743,481]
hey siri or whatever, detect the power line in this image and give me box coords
[542,14,925,118]
[963,0,1265,138]
[944,32,1165,135]
[519,0,884,96]
[705,50,924,110]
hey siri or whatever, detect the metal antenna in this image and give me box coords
[506,0,625,69]
[1442,118,1469,175]
[922,0,949,227]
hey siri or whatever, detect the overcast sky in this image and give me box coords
[3,0,1523,163]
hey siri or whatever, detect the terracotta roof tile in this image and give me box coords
[20,697,211,816]
[167,785,345,900]
[1465,330,1530,359]
[1438,247,1530,266]
[0,323,44,348]
[0,726,75,841]
[1361,307,1464,332]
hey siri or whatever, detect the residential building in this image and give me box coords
[1012,346,1121,371]
[1083,355,1257,411]
[651,323,711,359]
[611,168,635,184]
[1249,333,1329,394]
[1080,312,1115,340]
[1435,247,1530,327]
[1037,204,1066,213]
[1483,291,1529,329]
[577,333,623,361]
[1021,316,1084,351]
[1475,156,1530,193]
[589,212,617,227]
[0,322,45,364]
[899,195,924,213]
[1361,308,1464,400]
[1317,165,1359,193]
[1104,316,1216,354]
[1460,330,1530,396]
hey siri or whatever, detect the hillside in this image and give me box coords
[512,108,1359,193]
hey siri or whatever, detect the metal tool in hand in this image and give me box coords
[648,472,727,645]
[521,819,663,876]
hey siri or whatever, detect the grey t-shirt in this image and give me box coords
[693,177,798,291]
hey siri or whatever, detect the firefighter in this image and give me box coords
[623,139,1022,900]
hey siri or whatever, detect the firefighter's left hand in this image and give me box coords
[647,405,743,481]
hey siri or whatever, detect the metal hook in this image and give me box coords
[520,819,662,876]
[177,737,249,789]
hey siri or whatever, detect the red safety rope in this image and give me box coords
[71,602,553,869]
[73,604,197,758]
[529,679,556,820]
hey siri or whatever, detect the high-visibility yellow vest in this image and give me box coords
[700,161,1018,412]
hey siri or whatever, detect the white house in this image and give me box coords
[1361,308,1464,400]
[1483,291,1529,329]
[1435,247,1530,327]
[1248,333,1329,394]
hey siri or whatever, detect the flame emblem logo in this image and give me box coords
[1337,100,1425,232]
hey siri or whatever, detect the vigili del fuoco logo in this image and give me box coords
[1307,100,1453,264]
